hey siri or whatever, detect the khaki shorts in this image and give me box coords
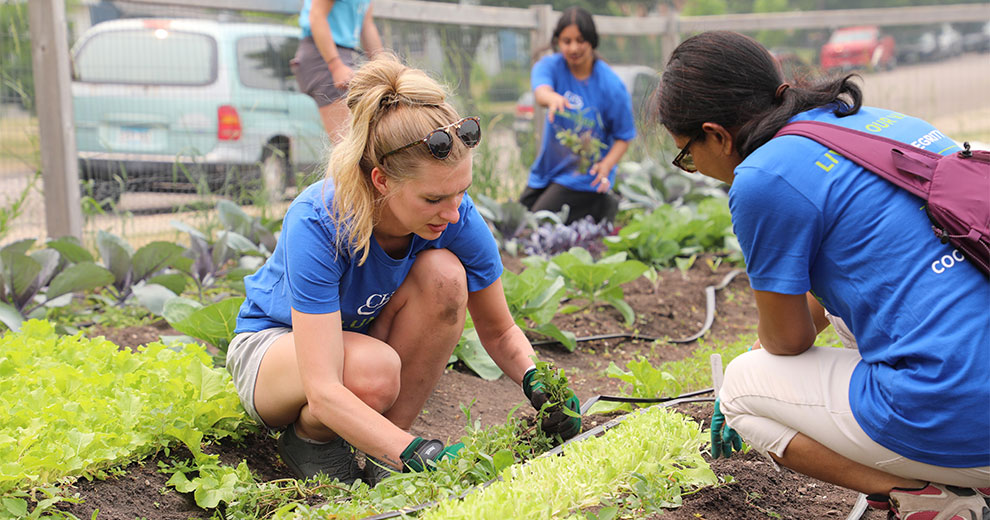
[720,347,990,487]
[292,37,361,107]
[226,327,292,428]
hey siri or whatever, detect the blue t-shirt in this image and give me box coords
[730,106,989,468]
[528,54,636,192]
[299,0,369,49]
[236,180,503,334]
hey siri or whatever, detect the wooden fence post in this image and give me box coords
[28,0,82,240]
[529,4,554,143]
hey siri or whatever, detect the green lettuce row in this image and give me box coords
[0,320,248,495]
[420,405,715,519]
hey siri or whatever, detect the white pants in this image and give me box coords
[719,324,989,488]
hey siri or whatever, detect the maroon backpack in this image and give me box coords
[775,121,990,276]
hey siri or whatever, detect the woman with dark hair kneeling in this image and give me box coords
[655,31,988,520]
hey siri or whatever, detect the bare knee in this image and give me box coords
[413,249,467,325]
[345,345,401,413]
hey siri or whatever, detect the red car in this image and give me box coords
[820,26,896,73]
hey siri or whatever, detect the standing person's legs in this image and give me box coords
[719,348,990,494]
[293,38,359,144]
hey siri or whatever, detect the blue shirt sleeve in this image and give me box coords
[281,200,345,315]
[531,55,556,90]
[729,168,823,295]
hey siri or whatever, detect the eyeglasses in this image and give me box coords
[379,117,481,162]
[672,134,702,173]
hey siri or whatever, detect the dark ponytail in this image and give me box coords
[655,31,863,158]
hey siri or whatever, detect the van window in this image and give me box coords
[237,36,299,91]
[74,29,216,85]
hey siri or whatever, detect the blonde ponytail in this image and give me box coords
[326,54,469,264]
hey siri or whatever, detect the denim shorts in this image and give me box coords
[226,327,292,428]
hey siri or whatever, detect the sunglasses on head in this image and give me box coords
[672,133,702,173]
[379,117,482,162]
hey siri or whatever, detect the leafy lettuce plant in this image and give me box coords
[0,237,114,331]
[604,198,741,270]
[0,320,248,500]
[526,247,650,327]
[421,405,716,520]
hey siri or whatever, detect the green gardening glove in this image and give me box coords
[400,437,464,472]
[710,398,743,458]
[523,368,582,440]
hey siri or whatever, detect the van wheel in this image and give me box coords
[260,146,289,203]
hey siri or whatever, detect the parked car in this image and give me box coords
[513,64,658,143]
[820,25,896,73]
[897,31,939,65]
[71,19,326,205]
[935,23,964,58]
[963,21,990,53]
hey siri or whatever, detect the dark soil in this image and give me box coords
[57,256,883,520]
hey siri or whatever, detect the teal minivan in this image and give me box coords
[71,18,327,204]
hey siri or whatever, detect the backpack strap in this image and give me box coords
[774,120,939,200]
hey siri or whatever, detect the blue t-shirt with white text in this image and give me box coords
[528,54,636,192]
[236,180,502,334]
[729,106,989,468]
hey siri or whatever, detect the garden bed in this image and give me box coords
[58,257,883,519]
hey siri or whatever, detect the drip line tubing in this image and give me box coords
[530,269,744,348]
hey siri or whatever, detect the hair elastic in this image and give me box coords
[774,83,791,100]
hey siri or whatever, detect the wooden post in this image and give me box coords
[28,0,82,240]
[530,4,554,143]
[661,5,680,65]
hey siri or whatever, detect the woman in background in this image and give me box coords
[519,6,636,225]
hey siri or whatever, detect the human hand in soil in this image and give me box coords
[400,437,464,472]
[523,368,582,440]
[710,399,743,458]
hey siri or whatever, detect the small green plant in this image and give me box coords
[554,109,606,174]
[162,296,245,361]
[605,198,741,270]
[0,170,36,241]
[501,268,576,351]
[526,247,651,327]
[529,359,577,407]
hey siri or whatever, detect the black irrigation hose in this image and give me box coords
[530,269,745,347]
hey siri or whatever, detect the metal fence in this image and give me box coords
[1,1,988,247]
